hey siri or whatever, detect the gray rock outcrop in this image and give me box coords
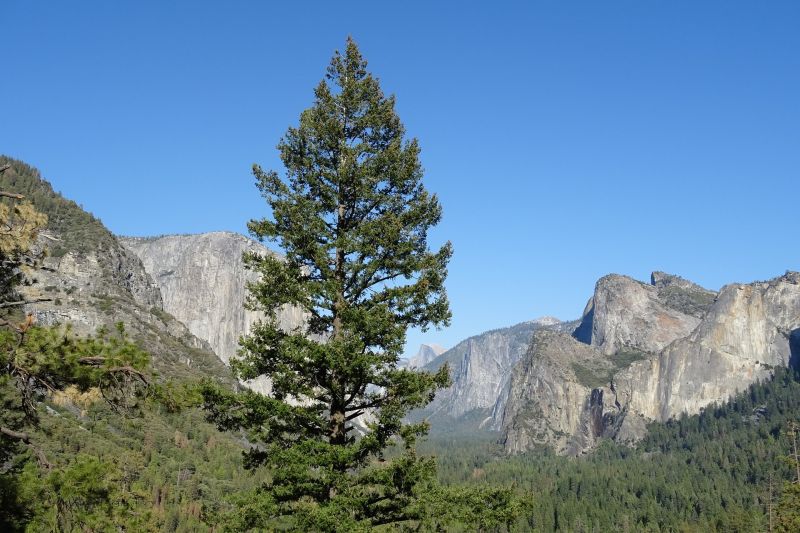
[22,233,231,386]
[1,155,232,385]
[501,271,800,455]
[420,317,572,431]
[120,232,305,368]
[502,330,611,455]
[576,274,704,356]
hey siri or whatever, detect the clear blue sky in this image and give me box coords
[2,1,798,357]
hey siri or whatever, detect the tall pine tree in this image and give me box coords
[201,39,520,531]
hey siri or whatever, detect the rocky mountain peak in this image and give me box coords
[503,270,800,456]
[574,273,701,356]
[407,343,446,368]
[530,316,561,327]
[649,271,717,318]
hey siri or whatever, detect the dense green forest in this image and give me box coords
[1,384,270,532]
[427,366,800,531]
[4,350,800,531]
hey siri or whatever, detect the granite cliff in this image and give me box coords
[119,232,306,393]
[573,273,704,356]
[502,330,613,454]
[420,317,576,432]
[119,233,304,364]
[612,272,800,429]
[501,271,800,455]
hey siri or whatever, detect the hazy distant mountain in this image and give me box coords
[406,343,446,368]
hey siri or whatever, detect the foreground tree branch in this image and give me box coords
[0,425,30,442]
[1,425,52,470]
[0,191,25,200]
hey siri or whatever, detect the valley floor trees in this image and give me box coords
[200,39,521,531]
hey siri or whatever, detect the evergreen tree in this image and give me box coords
[201,39,518,530]
[775,422,800,532]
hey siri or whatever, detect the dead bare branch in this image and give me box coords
[107,365,149,385]
[0,191,25,200]
[77,356,106,366]
[0,425,30,442]
[0,297,52,308]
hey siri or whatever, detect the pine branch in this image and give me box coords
[106,365,149,384]
[0,425,52,469]
[0,425,30,442]
[78,357,149,384]
[345,410,364,421]
[77,356,107,366]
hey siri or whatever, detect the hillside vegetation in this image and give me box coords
[0,156,115,257]
[431,366,800,531]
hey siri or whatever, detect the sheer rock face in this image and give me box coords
[119,232,305,369]
[421,318,574,431]
[21,238,231,386]
[1,155,231,384]
[615,272,800,425]
[577,274,703,356]
[502,271,800,455]
[501,331,610,455]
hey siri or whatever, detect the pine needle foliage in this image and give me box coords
[201,38,519,531]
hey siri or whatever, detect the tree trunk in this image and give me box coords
[329,199,347,446]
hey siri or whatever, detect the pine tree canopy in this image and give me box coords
[242,36,453,408]
[198,38,527,531]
